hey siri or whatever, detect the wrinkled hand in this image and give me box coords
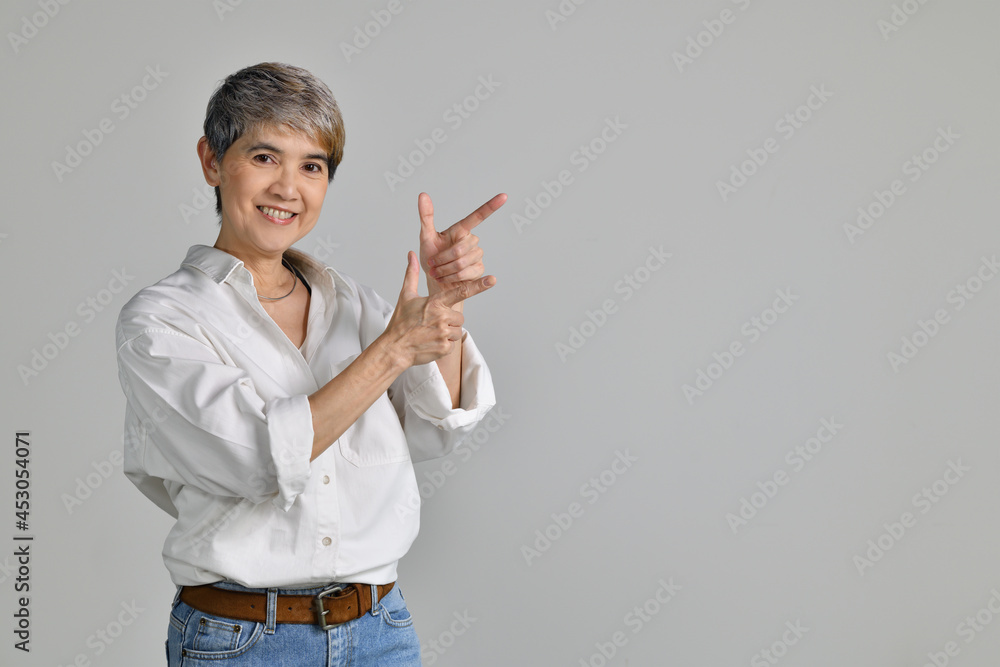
[385,251,496,366]
[418,192,506,300]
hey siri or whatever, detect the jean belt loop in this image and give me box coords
[369,584,379,616]
[265,588,278,634]
[170,585,183,608]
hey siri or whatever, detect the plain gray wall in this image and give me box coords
[3,0,999,665]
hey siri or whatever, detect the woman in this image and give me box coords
[115,62,503,665]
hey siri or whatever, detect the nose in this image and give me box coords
[268,163,297,200]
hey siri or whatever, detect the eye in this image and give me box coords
[304,163,323,173]
[253,154,274,164]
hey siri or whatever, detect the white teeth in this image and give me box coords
[259,206,294,220]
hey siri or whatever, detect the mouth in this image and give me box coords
[257,206,297,225]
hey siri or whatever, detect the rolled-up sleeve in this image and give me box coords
[389,328,497,462]
[117,328,313,510]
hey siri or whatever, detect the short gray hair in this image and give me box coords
[202,62,346,221]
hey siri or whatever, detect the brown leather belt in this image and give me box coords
[179,582,394,630]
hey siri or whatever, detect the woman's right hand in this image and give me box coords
[383,251,496,367]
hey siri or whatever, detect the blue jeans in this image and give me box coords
[166,581,421,666]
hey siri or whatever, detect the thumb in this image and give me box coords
[418,192,437,241]
[398,251,420,300]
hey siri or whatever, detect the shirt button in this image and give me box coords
[322,537,331,546]
[322,475,330,484]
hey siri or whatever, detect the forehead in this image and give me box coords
[237,125,327,155]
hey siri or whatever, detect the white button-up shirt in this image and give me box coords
[115,244,495,588]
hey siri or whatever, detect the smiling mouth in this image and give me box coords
[257,206,297,223]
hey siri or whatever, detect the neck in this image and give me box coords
[213,241,293,297]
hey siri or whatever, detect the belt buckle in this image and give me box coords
[314,583,351,630]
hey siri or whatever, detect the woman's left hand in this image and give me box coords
[418,192,506,302]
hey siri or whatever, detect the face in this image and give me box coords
[199,126,330,260]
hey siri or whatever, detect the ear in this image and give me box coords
[196,136,222,187]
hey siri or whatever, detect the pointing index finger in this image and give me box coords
[436,274,497,307]
[455,192,507,234]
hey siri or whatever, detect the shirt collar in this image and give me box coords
[181,244,356,298]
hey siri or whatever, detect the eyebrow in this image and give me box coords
[245,142,328,163]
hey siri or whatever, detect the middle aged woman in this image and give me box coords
[115,61,505,665]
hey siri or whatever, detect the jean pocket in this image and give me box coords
[378,586,414,628]
[171,601,264,662]
[338,393,411,467]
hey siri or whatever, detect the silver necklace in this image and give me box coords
[257,258,297,301]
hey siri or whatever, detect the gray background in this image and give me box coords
[3,0,999,665]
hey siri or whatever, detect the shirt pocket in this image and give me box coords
[338,392,411,467]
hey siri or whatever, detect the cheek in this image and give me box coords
[306,186,328,210]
